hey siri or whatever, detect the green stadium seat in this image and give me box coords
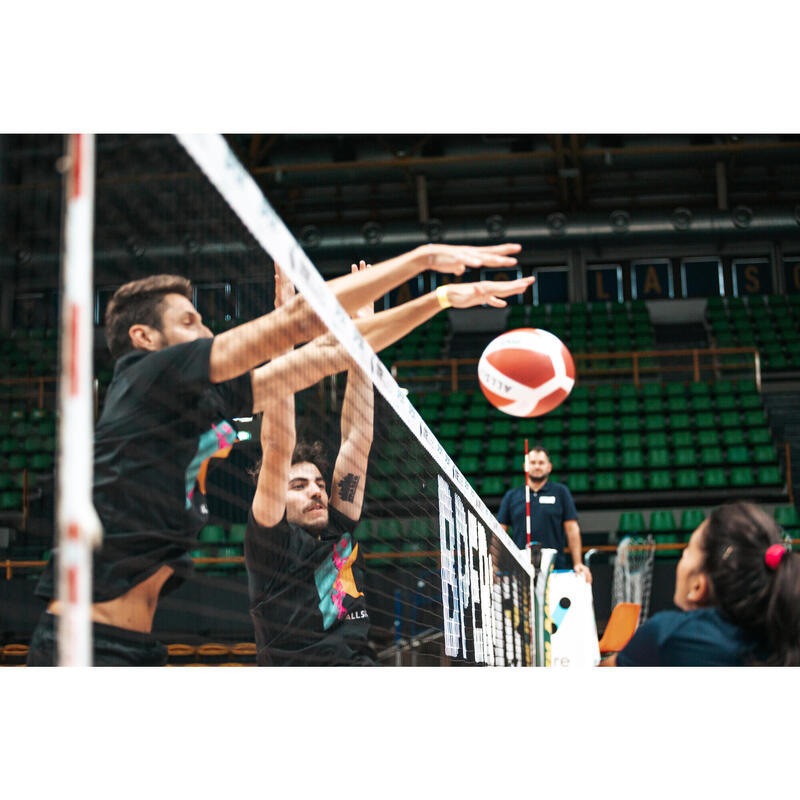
[752,445,777,464]
[700,447,724,465]
[757,466,783,486]
[541,418,564,435]
[676,470,700,489]
[726,446,750,464]
[647,448,670,468]
[459,439,482,456]
[227,524,247,544]
[618,511,646,533]
[440,406,464,422]
[7,454,26,470]
[721,429,746,446]
[713,380,736,396]
[696,429,720,447]
[459,456,481,475]
[567,434,590,452]
[439,422,460,439]
[620,432,642,450]
[690,396,713,412]
[595,385,615,400]
[567,452,591,471]
[595,416,615,433]
[619,398,639,414]
[744,409,767,427]
[621,472,645,491]
[0,474,14,490]
[674,448,697,467]
[694,412,716,429]
[649,510,676,534]
[689,382,711,396]
[567,473,590,493]
[669,413,691,430]
[490,420,513,437]
[730,467,755,487]
[594,474,618,492]
[672,430,693,448]
[747,427,771,445]
[595,451,618,469]
[643,415,667,431]
[368,480,392,500]
[666,396,688,413]
[645,432,668,449]
[199,525,226,544]
[702,468,727,488]
[479,476,507,496]
[464,421,485,438]
[569,417,591,434]
[482,455,507,474]
[648,470,673,490]
[28,453,53,472]
[595,433,617,451]
[663,383,684,397]
[621,450,644,469]
[679,508,706,532]
[775,506,800,530]
[739,393,762,410]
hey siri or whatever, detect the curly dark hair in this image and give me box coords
[249,439,330,486]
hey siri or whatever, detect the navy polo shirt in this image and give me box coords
[496,480,578,567]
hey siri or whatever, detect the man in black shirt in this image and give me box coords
[245,263,538,664]
[28,242,528,665]
[246,264,376,665]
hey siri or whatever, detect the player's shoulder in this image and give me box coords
[546,480,572,496]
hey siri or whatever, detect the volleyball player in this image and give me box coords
[601,501,800,666]
[27,242,528,665]
[245,263,536,665]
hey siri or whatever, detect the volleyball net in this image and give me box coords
[33,133,539,665]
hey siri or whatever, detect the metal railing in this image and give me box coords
[391,347,761,393]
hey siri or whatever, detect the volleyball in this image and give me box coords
[477,328,576,417]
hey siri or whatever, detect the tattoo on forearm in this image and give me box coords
[338,473,360,503]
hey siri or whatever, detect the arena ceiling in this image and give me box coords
[2,133,800,288]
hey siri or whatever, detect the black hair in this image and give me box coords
[249,440,330,486]
[702,501,800,666]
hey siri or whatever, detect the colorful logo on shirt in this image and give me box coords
[185,420,237,509]
[314,533,365,630]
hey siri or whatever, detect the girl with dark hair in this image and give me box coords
[603,501,800,667]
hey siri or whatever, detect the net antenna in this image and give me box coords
[612,535,655,625]
[56,134,103,666]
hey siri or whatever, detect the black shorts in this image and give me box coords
[26,612,168,667]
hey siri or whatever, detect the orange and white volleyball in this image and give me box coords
[478,328,576,417]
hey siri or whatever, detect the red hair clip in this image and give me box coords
[765,543,789,570]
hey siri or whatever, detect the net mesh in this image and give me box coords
[611,535,656,624]
[2,134,535,666]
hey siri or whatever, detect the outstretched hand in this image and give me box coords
[444,276,536,309]
[351,260,374,320]
[414,243,521,275]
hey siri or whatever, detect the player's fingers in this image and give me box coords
[474,243,522,254]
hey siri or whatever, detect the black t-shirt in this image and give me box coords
[36,337,252,602]
[245,506,375,666]
[617,608,763,667]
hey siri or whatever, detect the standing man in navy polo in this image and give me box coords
[497,445,592,583]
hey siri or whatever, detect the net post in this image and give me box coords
[56,134,103,666]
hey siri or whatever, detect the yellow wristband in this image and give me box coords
[435,285,452,309]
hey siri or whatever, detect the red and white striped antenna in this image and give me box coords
[56,134,103,666]
[524,438,531,549]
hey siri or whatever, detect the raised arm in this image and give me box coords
[251,266,297,529]
[208,242,521,383]
[249,275,536,413]
[331,262,375,521]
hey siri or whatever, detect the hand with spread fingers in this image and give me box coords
[443,276,536,309]
[413,243,521,275]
